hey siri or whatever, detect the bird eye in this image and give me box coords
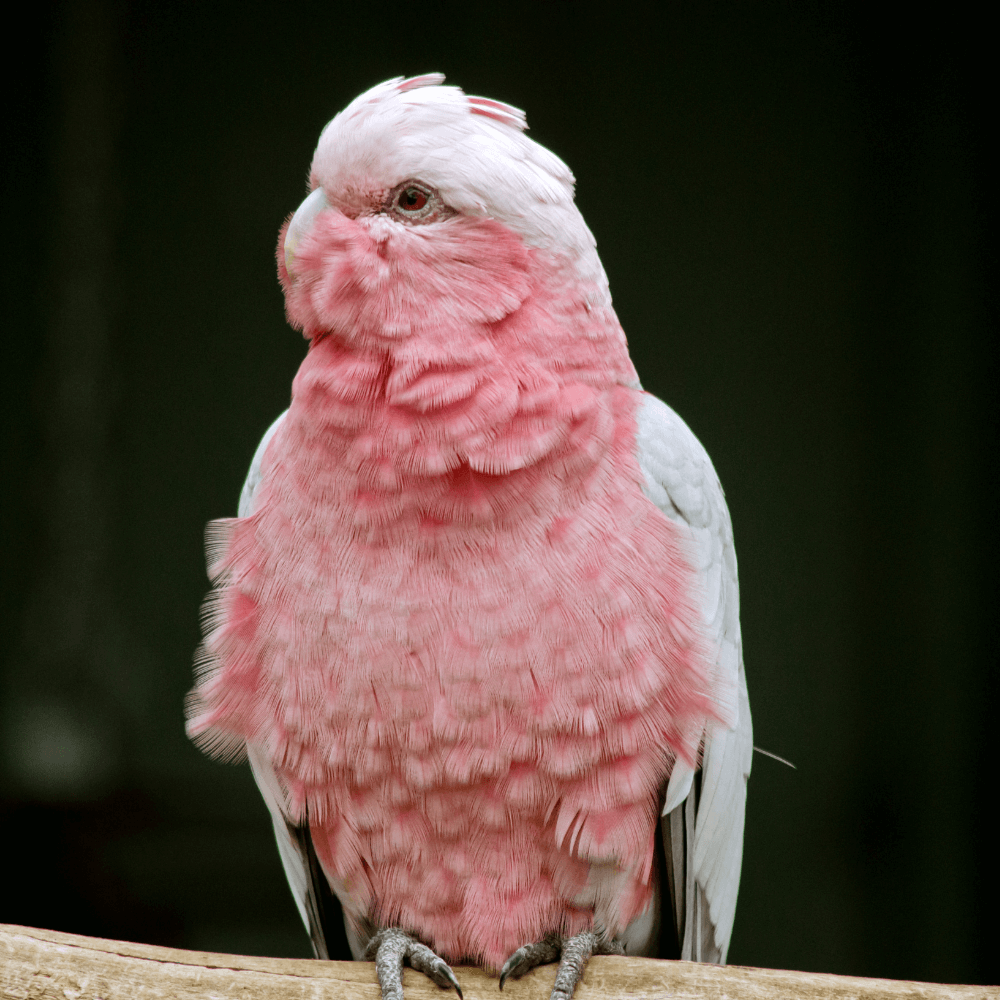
[397,186,428,212]
[385,181,448,223]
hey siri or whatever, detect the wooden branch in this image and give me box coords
[1,924,994,1000]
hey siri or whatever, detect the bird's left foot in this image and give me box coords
[499,930,624,1000]
[364,928,463,1000]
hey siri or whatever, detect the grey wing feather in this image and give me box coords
[239,412,356,961]
[237,411,288,520]
[247,745,357,960]
[634,391,752,963]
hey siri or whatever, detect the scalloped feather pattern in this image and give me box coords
[187,204,719,969]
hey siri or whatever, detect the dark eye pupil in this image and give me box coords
[399,187,428,211]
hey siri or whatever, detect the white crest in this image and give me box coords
[307,75,608,291]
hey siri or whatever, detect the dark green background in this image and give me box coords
[3,0,995,986]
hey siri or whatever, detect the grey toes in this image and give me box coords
[553,929,625,998]
[366,928,462,1000]
[408,940,463,997]
[549,930,597,1000]
[500,930,624,1000]
[591,933,625,957]
[499,934,561,989]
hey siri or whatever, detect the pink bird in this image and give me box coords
[188,75,752,1000]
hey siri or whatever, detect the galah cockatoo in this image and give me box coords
[187,74,751,1000]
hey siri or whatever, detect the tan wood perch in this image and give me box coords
[1,924,995,1000]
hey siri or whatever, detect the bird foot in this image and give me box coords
[364,928,463,1000]
[499,930,624,1000]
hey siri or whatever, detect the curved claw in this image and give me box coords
[498,935,561,990]
[440,964,463,999]
[498,947,529,990]
[412,945,462,999]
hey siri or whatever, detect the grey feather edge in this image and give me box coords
[633,391,753,964]
[238,412,348,958]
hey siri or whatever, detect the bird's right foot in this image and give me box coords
[364,927,463,1000]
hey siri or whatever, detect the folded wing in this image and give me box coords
[633,391,752,963]
[238,411,356,961]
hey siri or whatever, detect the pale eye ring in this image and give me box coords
[385,180,445,223]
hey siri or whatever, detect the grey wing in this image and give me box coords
[238,411,357,961]
[237,411,287,521]
[634,391,753,964]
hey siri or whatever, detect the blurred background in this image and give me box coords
[2,0,994,987]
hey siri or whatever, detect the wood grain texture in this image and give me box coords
[1,925,995,1000]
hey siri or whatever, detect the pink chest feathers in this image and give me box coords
[188,210,713,968]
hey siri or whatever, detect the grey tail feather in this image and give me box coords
[659,767,702,960]
[287,817,354,961]
[655,814,681,960]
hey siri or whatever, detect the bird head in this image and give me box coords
[278,75,621,361]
